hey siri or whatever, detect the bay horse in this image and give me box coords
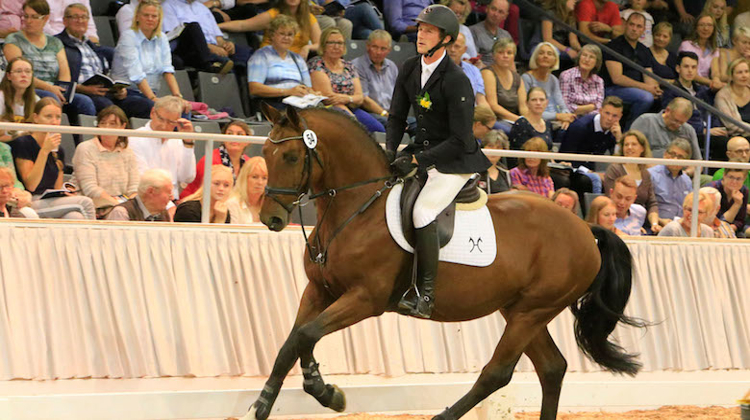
[246,103,643,420]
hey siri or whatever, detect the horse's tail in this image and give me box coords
[570,225,646,376]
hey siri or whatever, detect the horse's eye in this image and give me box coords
[284,153,299,164]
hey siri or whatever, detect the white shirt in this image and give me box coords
[115,2,136,35]
[128,121,196,197]
[420,50,446,89]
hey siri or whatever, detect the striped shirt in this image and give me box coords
[71,35,104,84]
[246,46,311,90]
[509,167,554,197]
[6,32,63,83]
[559,66,604,115]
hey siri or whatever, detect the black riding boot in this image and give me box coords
[398,221,439,319]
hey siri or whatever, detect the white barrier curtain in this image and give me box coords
[0,224,748,380]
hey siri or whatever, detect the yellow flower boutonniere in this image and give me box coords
[417,92,432,111]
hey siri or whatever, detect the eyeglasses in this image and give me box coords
[664,149,689,159]
[725,175,746,182]
[154,111,178,126]
[276,32,295,39]
[326,41,345,46]
[22,14,46,20]
[10,69,32,75]
[64,14,90,21]
[683,207,708,215]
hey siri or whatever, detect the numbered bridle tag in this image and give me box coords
[303,130,318,149]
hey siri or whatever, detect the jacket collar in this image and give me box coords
[419,51,449,95]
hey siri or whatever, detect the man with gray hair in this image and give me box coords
[353,30,399,124]
[700,186,736,238]
[631,97,701,160]
[648,138,693,226]
[129,96,196,198]
[107,169,173,221]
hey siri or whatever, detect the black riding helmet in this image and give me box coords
[415,4,460,57]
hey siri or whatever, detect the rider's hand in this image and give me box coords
[390,155,416,177]
[384,149,396,163]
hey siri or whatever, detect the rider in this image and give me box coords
[386,4,491,319]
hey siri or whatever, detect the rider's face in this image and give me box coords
[417,23,447,55]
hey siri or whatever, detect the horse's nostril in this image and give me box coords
[270,216,283,226]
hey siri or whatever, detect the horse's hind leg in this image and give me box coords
[524,327,567,420]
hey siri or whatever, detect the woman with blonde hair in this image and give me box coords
[226,156,267,224]
[509,137,555,198]
[174,165,234,223]
[703,0,730,49]
[522,42,576,129]
[715,26,750,84]
[481,38,527,134]
[715,58,750,137]
[585,195,625,236]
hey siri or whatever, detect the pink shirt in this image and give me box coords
[0,0,24,36]
[678,40,718,79]
[43,0,98,40]
[510,167,555,197]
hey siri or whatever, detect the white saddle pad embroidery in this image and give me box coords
[385,183,497,267]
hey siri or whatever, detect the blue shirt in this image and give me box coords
[614,203,646,236]
[648,165,692,221]
[384,0,432,39]
[460,61,485,100]
[352,54,398,110]
[521,72,570,121]
[162,0,223,44]
[247,46,311,90]
[112,29,175,92]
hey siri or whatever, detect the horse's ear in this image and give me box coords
[261,102,281,124]
[285,105,302,129]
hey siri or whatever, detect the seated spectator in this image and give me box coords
[219,0,321,59]
[621,0,654,47]
[602,12,660,130]
[0,160,37,218]
[72,105,139,211]
[539,0,581,63]
[648,138,693,226]
[649,22,678,82]
[180,120,251,200]
[246,15,314,110]
[552,187,580,214]
[226,156,267,224]
[604,129,661,232]
[609,174,645,235]
[473,104,497,142]
[384,0,432,42]
[479,129,511,194]
[9,97,96,219]
[560,95,623,169]
[658,191,715,237]
[714,58,750,138]
[679,13,723,90]
[0,57,36,143]
[106,168,172,221]
[708,168,748,235]
[660,51,714,139]
[316,0,383,40]
[522,43,576,130]
[310,27,384,133]
[0,0,23,40]
[704,0,730,49]
[3,0,95,131]
[560,44,605,116]
[469,0,512,66]
[713,137,750,190]
[311,0,352,41]
[631,97,701,159]
[352,29,400,126]
[510,137,555,198]
[481,37,526,134]
[715,26,750,85]
[43,0,101,44]
[111,0,189,108]
[442,0,478,61]
[448,32,488,107]
[128,96,196,198]
[586,195,625,236]
[57,4,153,119]
[673,0,735,38]
[510,87,552,150]
[700,185,736,238]
[575,0,624,45]
[174,165,234,223]
[735,10,750,31]
[0,166,30,218]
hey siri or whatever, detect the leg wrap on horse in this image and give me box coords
[302,361,347,411]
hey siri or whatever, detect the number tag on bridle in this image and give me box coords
[303,130,318,149]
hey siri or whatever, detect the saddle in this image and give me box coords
[399,175,482,249]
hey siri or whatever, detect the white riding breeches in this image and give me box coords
[413,168,473,229]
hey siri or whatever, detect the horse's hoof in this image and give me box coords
[327,384,347,412]
[432,408,454,420]
[239,405,257,420]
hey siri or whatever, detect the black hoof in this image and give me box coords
[327,384,346,412]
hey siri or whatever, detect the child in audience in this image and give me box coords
[586,195,625,236]
[174,165,234,223]
[0,57,36,143]
[226,156,267,224]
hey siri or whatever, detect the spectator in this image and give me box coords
[575,0,623,45]
[106,168,172,221]
[128,95,196,198]
[469,0,512,66]
[3,0,96,131]
[586,195,625,235]
[111,0,189,107]
[714,58,750,138]
[700,185,736,238]
[704,0,730,49]
[246,15,314,110]
[678,13,722,90]
[510,86,552,150]
[0,0,23,39]
[602,12,660,130]
[552,187,580,214]
[353,29,400,126]
[708,168,748,234]
[384,0,431,42]
[660,51,714,139]
[448,32,488,107]
[658,191,714,237]
[479,128,511,194]
[9,97,96,219]
[716,26,750,86]
[226,156,267,224]
[0,57,36,143]
[712,137,750,190]
[735,10,750,31]
[648,138,693,225]
[220,0,321,59]
[631,97,701,159]
[174,164,234,223]
[310,27,384,132]
[510,137,555,198]
[0,166,31,218]
[560,95,623,168]
[603,130,660,233]
[649,22,678,82]
[673,0,735,38]
[72,105,139,211]
[609,174,645,235]
[473,104,497,142]
[442,0,478,60]
[539,0,581,63]
[481,37,526,134]
[43,0,100,44]
[522,42,576,130]
[620,0,653,47]
[311,0,353,41]
[180,120,251,200]
[559,44,605,116]
[57,3,154,119]
[316,0,384,41]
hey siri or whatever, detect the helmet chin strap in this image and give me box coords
[425,35,452,58]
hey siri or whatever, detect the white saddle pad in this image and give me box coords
[385,183,497,267]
